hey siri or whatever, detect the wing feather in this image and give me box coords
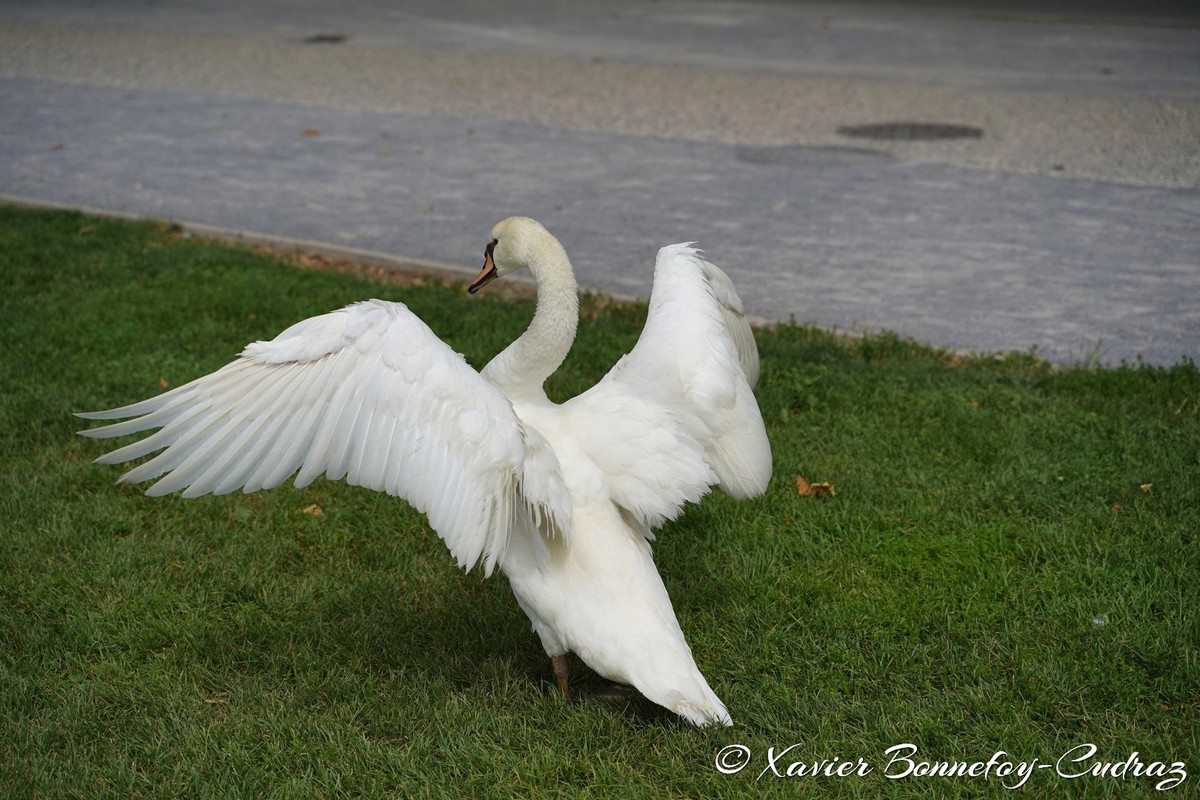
[568,244,772,530]
[78,299,570,575]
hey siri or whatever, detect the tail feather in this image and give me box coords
[636,665,733,727]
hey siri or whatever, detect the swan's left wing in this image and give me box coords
[566,244,772,530]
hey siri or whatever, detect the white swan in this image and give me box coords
[78,217,772,726]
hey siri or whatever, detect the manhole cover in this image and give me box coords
[304,33,348,44]
[837,122,983,141]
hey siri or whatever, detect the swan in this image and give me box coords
[77,217,772,726]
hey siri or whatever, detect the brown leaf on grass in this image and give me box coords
[796,475,836,498]
[1139,483,1153,493]
[1112,504,1124,514]
[301,504,325,517]
[157,376,170,389]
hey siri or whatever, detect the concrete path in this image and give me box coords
[2,1,1197,365]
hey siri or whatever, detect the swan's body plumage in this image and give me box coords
[79,217,771,726]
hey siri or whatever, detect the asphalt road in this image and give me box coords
[2,0,1197,365]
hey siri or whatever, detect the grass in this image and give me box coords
[1,205,1197,798]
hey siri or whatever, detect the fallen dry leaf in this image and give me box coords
[1112,504,1124,514]
[301,504,325,517]
[1139,483,1153,493]
[796,475,836,498]
[157,376,170,389]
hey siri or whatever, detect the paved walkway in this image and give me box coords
[2,1,1197,365]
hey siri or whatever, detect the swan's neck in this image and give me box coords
[483,244,579,401]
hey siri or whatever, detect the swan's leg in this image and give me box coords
[551,654,572,702]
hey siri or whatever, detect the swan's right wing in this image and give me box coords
[77,299,570,575]
[567,244,772,530]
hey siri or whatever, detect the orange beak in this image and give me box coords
[468,242,498,295]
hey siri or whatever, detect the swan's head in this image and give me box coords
[468,216,559,294]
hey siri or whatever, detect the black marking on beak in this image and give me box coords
[468,240,498,295]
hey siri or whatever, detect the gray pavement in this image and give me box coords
[2,0,1198,365]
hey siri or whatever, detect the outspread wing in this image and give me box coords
[565,244,772,530]
[77,299,570,575]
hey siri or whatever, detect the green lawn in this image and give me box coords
[1,205,1196,798]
